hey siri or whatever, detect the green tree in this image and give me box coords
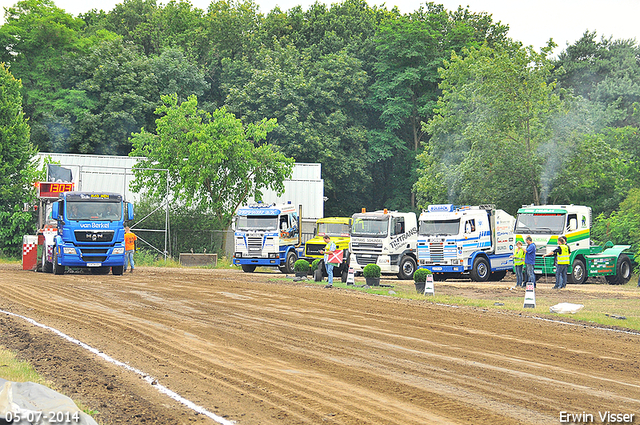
[547,127,640,216]
[592,188,640,267]
[554,32,640,128]
[130,94,294,227]
[223,43,371,215]
[368,4,508,209]
[416,41,574,213]
[51,39,209,155]
[0,63,38,256]
[0,0,86,151]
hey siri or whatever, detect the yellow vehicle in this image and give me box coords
[304,217,352,282]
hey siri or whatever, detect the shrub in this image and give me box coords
[294,259,310,272]
[362,263,381,278]
[413,268,432,283]
[311,259,321,271]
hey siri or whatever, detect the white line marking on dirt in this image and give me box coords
[0,309,235,425]
[433,302,640,336]
[531,316,640,335]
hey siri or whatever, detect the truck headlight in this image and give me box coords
[63,247,76,255]
[113,247,125,255]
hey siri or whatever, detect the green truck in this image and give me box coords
[515,205,633,285]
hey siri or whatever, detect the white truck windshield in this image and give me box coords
[351,217,389,237]
[236,216,278,231]
[516,213,565,234]
[419,219,460,236]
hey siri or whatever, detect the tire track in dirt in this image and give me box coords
[0,266,639,425]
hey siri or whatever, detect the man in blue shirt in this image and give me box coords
[524,236,536,288]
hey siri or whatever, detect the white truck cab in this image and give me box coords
[417,204,515,281]
[349,209,418,280]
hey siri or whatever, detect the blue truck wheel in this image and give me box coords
[470,257,490,282]
[52,250,65,275]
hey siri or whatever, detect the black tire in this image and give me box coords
[241,264,257,273]
[470,257,490,282]
[52,250,65,275]
[91,266,111,275]
[397,256,417,280]
[489,270,507,281]
[279,251,297,274]
[605,254,631,285]
[569,258,587,284]
[42,250,53,273]
[341,267,348,283]
[112,265,124,275]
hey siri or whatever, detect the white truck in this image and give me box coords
[349,209,418,280]
[417,204,515,282]
[232,202,303,274]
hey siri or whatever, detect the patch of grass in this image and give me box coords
[278,275,640,332]
[0,348,48,384]
[135,250,242,270]
[0,347,103,423]
[0,256,20,264]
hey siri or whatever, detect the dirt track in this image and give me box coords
[0,264,639,424]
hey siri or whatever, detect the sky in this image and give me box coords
[1,0,639,53]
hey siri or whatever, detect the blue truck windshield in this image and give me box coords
[67,201,122,221]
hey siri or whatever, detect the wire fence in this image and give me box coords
[135,229,316,259]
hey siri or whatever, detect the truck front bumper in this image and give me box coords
[57,253,126,267]
[233,257,282,266]
[420,265,467,273]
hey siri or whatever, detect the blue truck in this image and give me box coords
[47,192,134,275]
[232,202,303,273]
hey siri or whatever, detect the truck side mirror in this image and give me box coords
[51,201,59,220]
[127,202,134,221]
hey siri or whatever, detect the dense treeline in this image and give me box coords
[1,0,640,252]
[0,0,511,216]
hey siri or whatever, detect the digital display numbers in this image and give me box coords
[38,182,74,198]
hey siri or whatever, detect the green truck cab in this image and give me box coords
[515,205,633,285]
[304,217,352,282]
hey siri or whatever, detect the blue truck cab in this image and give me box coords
[50,192,134,275]
[232,202,302,274]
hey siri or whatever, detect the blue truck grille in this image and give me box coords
[79,248,109,262]
[75,230,114,243]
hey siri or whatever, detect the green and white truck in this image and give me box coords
[515,205,633,285]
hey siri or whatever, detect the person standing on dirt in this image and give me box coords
[544,236,570,289]
[524,236,536,287]
[124,226,137,273]
[320,235,337,289]
[511,241,526,288]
